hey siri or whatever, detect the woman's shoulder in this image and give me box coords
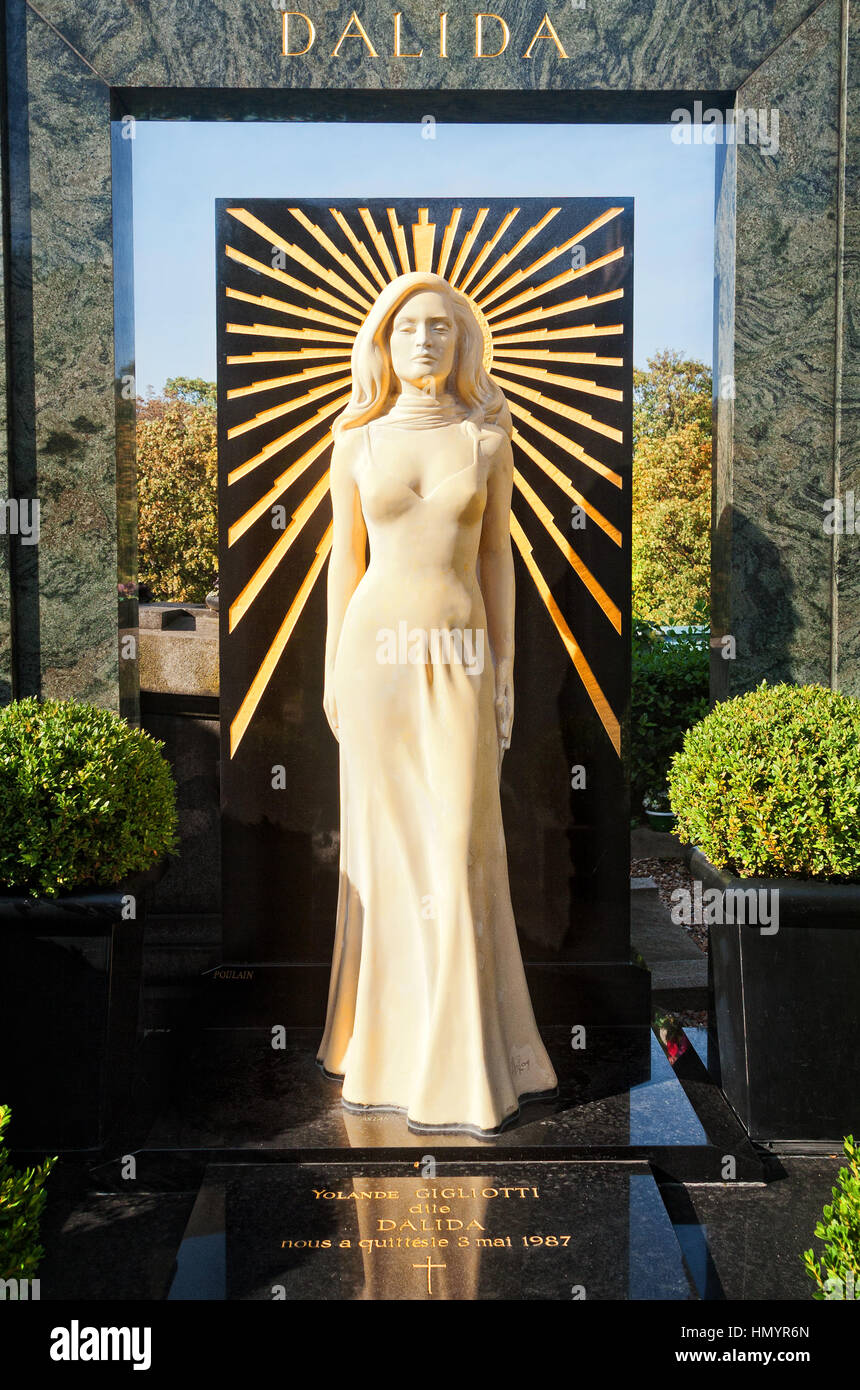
[333,420,372,451]
[334,416,371,437]
[471,419,512,461]
[331,422,370,478]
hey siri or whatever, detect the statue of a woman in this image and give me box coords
[318,270,558,1135]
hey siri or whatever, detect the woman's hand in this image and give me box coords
[323,673,339,741]
[494,657,514,757]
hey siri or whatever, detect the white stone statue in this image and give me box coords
[318,270,558,1134]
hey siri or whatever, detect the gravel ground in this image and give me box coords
[669,1008,708,1028]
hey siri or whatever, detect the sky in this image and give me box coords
[131,121,715,395]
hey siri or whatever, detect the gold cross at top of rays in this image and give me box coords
[223,203,627,760]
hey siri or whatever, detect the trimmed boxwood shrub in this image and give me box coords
[802,1135,860,1300]
[0,697,179,898]
[0,1104,54,1280]
[630,621,709,814]
[668,682,860,881]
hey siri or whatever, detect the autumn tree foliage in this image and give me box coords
[136,378,218,602]
[632,351,712,623]
[135,360,711,615]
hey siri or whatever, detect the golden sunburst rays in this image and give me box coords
[230,523,334,758]
[510,513,621,756]
[222,201,629,758]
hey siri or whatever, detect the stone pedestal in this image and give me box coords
[139,604,221,1016]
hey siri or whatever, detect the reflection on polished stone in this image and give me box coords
[142,1026,708,1152]
[168,1162,695,1301]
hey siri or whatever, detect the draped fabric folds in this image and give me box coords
[318,399,557,1134]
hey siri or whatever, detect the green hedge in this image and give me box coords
[0,1105,54,1280]
[0,698,179,897]
[668,682,860,880]
[630,622,709,814]
[802,1135,860,1299]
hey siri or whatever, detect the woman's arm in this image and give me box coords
[323,430,367,740]
[478,430,516,759]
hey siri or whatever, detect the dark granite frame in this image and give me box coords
[0,0,855,725]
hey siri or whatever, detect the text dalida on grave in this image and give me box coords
[272,6,583,61]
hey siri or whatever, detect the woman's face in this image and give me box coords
[388,290,458,394]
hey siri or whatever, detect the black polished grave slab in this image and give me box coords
[128,1026,764,1184]
[167,1161,696,1301]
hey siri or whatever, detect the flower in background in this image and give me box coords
[654,1011,690,1066]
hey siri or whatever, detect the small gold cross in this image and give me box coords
[413,1255,447,1295]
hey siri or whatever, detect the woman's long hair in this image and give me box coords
[331,271,511,438]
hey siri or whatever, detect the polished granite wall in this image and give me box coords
[8,0,825,93]
[0,0,854,710]
[3,3,121,708]
[0,103,9,702]
[715,0,853,698]
[840,0,860,692]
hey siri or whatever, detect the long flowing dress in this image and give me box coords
[317,393,558,1134]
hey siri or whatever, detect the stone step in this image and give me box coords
[631,876,708,1008]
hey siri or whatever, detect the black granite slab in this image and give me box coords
[83,1024,768,1186]
[139,1026,668,1148]
[167,1161,696,1301]
[679,1156,849,1302]
[37,1191,196,1302]
[648,1027,763,1183]
[34,1141,844,1302]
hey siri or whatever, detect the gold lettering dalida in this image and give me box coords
[474,12,509,58]
[281,10,315,56]
[280,10,574,64]
[523,12,568,58]
[377,1218,486,1232]
[393,11,422,56]
[331,10,379,57]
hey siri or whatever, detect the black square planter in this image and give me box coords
[0,865,162,1155]
[691,849,860,1146]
